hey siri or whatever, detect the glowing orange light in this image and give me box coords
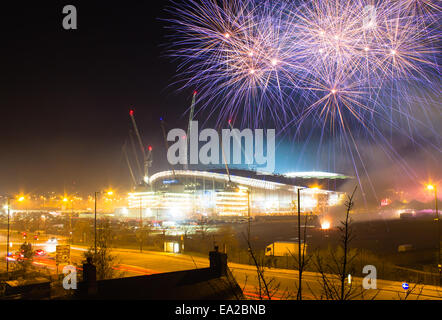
[321,221,331,230]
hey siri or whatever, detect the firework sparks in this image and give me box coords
[167,0,439,127]
[165,0,441,195]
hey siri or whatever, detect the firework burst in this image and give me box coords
[167,0,439,126]
[165,0,441,196]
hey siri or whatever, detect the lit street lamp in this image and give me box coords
[296,186,318,300]
[63,197,75,244]
[139,195,143,253]
[248,189,250,242]
[297,187,303,300]
[6,198,11,277]
[62,197,72,243]
[237,186,251,242]
[70,199,74,243]
[94,190,113,255]
[426,184,440,285]
[5,196,24,277]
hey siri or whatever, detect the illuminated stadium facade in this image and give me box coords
[123,169,350,220]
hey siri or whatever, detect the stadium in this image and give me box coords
[123,169,351,220]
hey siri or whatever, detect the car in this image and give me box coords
[6,251,25,262]
[5,252,16,261]
[47,237,58,244]
[34,249,46,256]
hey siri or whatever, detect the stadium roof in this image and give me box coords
[283,171,350,179]
[148,169,350,192]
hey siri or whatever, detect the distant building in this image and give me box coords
[123,169,350,220]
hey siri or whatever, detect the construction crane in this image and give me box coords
[122,142,137,186]
[184,90,197,170]
[129,109,153,185]
[160,116,176,178]
[128,128,143,179]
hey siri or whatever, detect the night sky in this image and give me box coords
[0,1,190,194]
[0,1,440,202]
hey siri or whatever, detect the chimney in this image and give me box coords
[82,257,97,296]
[209,246,228,277]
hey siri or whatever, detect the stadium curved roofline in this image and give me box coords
[149,169,346,193]
[283,171,350,179]
[150,170,290,191]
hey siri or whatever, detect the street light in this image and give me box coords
[41,196,46,210]
[5,198,12,277]
[63,196,75,244]
[297,187,303,300]
[94,190,114,255]
[70,199,74,244]
[4,196,24,277]
[238,186,251,242]
[139,195,143,253]
[296,186,318,300]
[426,184,440,285]
[62,196,71,243]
